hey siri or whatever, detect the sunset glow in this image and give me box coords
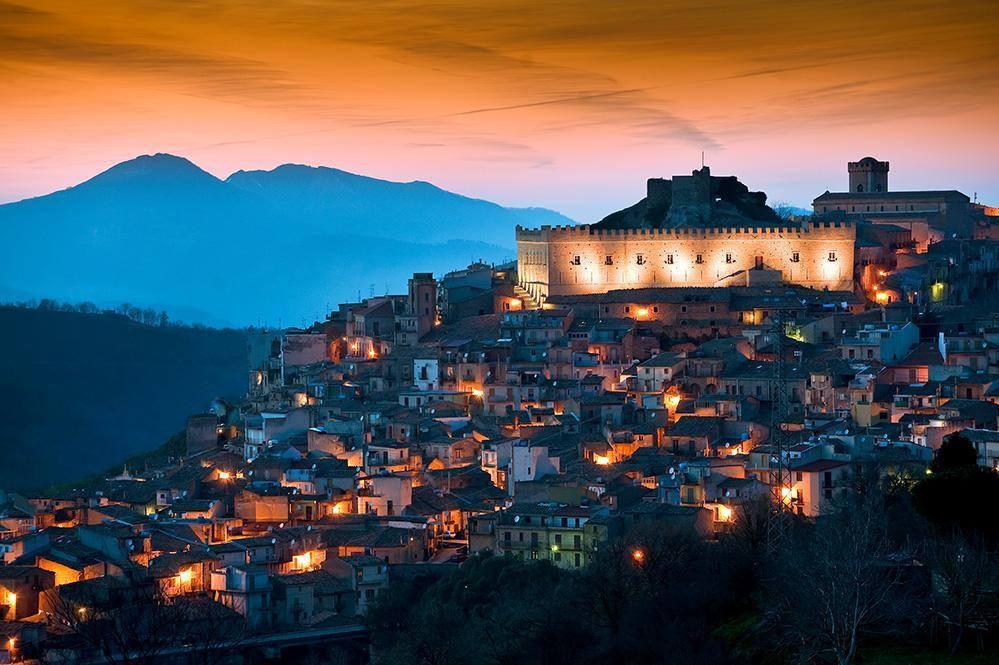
[2,1,997,218]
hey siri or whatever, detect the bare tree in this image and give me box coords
[767,492,908,665]
[928,531,996,655]
[43,580,182,665]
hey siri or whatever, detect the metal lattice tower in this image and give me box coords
[766,310,793,554]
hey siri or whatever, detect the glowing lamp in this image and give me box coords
[5,592,15,607]
[178,568,193,584]
[717,505,733,522]
[7,637,14,650]
[594,455,610,466]
[875,291,890,305]
[367,348,377,359]
[471,388,484,398]
[217,471,231,480]
[636,307,649,318]
[631,548,645,563]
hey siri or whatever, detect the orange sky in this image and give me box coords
[2,0,997,220]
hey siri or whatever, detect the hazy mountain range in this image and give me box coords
[0,154,573,325]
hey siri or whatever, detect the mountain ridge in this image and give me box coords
[0,154,570,324]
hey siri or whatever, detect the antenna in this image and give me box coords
[767,309,794,554]
[701,151,705,168]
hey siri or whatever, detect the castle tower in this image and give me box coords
[407,272,437,337]
[848,157,889,193]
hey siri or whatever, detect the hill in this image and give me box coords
[0,306,247,491]
[0,154,572,325]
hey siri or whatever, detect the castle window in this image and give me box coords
[725,253,734,264]
[828,252,837,262]
[875,184,882,192]
[856,184,864,192]
[625,306,630,313]
[791,252,800,263]
[681,306,687,313]
[695,254,704,265]
[605,255,613,265]
[665,255,674,265]
[710,306,716,313]
[653,307,659,313]
[636,254,645,265]
[571,255,581,266]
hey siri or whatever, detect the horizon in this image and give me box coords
[3,1,998,220]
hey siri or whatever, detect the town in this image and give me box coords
[2,157,999,664]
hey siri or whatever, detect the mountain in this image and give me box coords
[0,306,247,491]
[0,154,573,324]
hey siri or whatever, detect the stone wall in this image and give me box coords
[516,221,856,302]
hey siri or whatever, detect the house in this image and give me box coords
[0,566,55,620]
[788,459,853,517]
[210,565,274,630]
[325,555,388,615]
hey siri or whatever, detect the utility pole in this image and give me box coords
[766,309,793,553]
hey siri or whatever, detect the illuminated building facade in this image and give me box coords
[517,167,856,304]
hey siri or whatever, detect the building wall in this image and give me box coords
[517,221,855,303]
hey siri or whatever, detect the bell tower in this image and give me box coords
[848,157,889,193]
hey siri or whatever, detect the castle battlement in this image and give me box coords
[516,219,853,240]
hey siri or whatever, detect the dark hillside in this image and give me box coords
[0,306,246,490]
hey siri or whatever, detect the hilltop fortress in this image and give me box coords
[517,166,856,304]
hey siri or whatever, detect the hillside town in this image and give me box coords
[3,158,999,663]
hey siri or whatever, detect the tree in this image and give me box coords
[43,578,182,665]
[927,532,996,655]
[765,492,911,665]
[931,434,978,472]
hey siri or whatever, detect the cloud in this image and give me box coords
[0,1,306,104]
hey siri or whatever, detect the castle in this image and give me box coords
[517,166,856,304]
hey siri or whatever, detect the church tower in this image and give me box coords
[848,157,889,193]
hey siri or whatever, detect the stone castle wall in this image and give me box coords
[516,221,856,303]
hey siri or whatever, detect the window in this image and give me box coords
[571,255,581,265]
[665,254,674,265]
[636,254,645,265]
[709,305,716,313]
[791,252,800,263]
[725,253,734,264]
[695,254,704,264]
[625,306,630,313]
[574,553,581,567]
[653,306,658,313]
[681,305,687,313]
[856,184,864,192]
[574,535,581,548]
[605,255,613,265]
[555,534,562,546]
[828,252,837,262]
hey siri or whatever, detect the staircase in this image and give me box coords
[514,284,541,310]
